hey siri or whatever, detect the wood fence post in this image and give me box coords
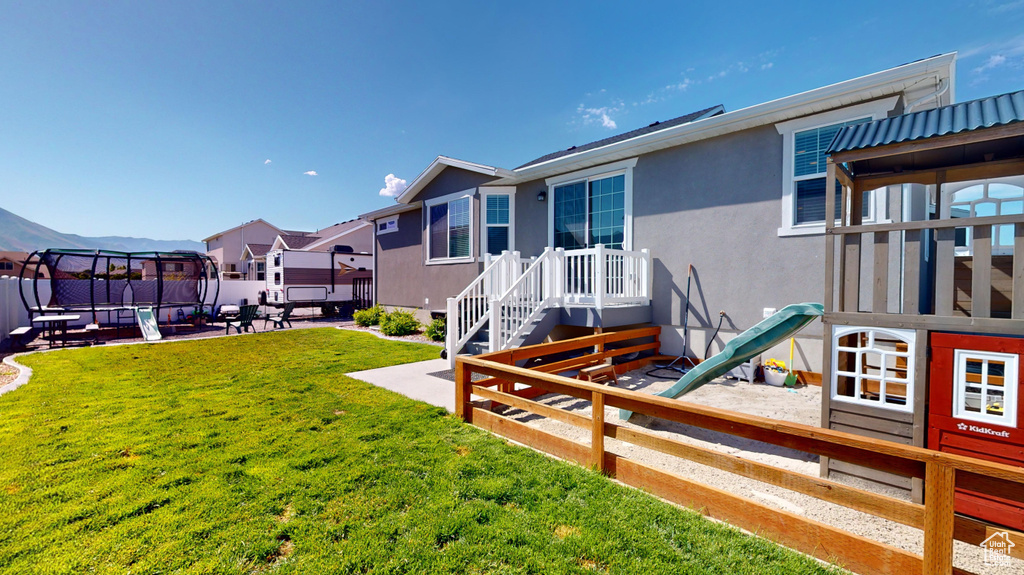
[923,462,955,575]
[455,359,473,422]
[592,390,605,472]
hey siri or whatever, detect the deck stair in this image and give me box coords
[446,245,651,366]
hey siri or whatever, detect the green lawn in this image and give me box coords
[0,329,838,574]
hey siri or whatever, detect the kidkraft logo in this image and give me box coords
[981,531,1015,566]
[957,422,1011,438]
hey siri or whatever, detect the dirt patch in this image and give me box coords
[0,363,17,387]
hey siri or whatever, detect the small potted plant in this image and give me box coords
[763,358,788,387]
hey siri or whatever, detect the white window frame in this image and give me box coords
[546,157,637,250]
[377,216,399,236]
[941,176,1024,256]
[776,97,899,237]
[481,186,516,256]
[424,188,476,265]
[831,325,916,413]
[953,349,1018,428]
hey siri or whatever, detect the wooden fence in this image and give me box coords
[455,328,1024,575]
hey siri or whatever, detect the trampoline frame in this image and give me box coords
[19,249,220,325]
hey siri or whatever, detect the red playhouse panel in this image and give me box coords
[929,332,1024,530]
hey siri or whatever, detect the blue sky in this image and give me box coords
[1,1,1022,242]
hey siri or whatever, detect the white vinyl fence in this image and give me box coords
[0,277,264,344]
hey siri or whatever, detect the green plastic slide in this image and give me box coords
[136,306,163,342]
[619,302,823,420]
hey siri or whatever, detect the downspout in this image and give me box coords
[371,220,378,305]
[904,78,949,113]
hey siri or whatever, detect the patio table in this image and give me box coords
[32,314,81,348]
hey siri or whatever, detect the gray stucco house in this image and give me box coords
[360,53,957,375]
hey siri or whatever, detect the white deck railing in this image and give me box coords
[446,246,652,363]
[445,251,524,361]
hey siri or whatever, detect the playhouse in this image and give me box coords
[820,90,1024,528]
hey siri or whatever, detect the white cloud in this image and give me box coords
[378,173,408,197]
[303,170,318,176]
[578,102,623,130]
[761,62,774,70]
[974,54,1007,73]
[264,159,272,165]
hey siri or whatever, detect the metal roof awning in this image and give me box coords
[827,90,1024,155]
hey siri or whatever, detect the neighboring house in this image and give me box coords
[0,251,49,279]
[361,53,957,372]
[204,219,287,280]
[303,219,373,253]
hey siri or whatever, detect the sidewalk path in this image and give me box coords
[346,358,457,412]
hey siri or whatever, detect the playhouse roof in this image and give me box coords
[827,90,1024,155]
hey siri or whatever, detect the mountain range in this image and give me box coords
[0,207,205,253]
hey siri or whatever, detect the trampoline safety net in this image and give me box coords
[21,249,219,316]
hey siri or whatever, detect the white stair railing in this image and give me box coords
[447,246,652,362]
[445,251,521,363]
[489,248,558,353]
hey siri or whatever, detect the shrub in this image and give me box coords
[379,310,420,337]
[425,317,446,342]
[354,304,386,327]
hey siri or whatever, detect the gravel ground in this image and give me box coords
[496,368,1023,574]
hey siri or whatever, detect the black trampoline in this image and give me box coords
[20,249,220,325]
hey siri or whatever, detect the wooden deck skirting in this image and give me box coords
[456,328,1024,575]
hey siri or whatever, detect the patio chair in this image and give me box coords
[226,304,260,334]
[264,302,296,330]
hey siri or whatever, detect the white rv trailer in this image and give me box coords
[264,247,372,315]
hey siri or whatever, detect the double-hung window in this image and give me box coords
[776,97,898,236]
[426,190,474,263]
[793,118,871,225]
[481,188,515,256]
[547,158,636,250]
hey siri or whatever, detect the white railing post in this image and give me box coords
[489,297,500,352]
[541,247,553,303]
[642,248,652,304]
[555,248,565,305]
[446,296,457,366]
[595,244,606,309]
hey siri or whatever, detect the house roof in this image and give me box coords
[304,219,370,251]
[201,218,284,243]
[827,89,1024,155]
[394,156,515,204]
[359,201,422,221]
[242,243,273,258]
[516,105,725,170]
[278,234,321,250]
[0,251,30,262]
[489,53,956,185]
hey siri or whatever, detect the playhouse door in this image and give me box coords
[929,333,1024,529]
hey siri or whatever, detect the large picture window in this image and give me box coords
[427,192,473,262]
[553,174,626,250]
